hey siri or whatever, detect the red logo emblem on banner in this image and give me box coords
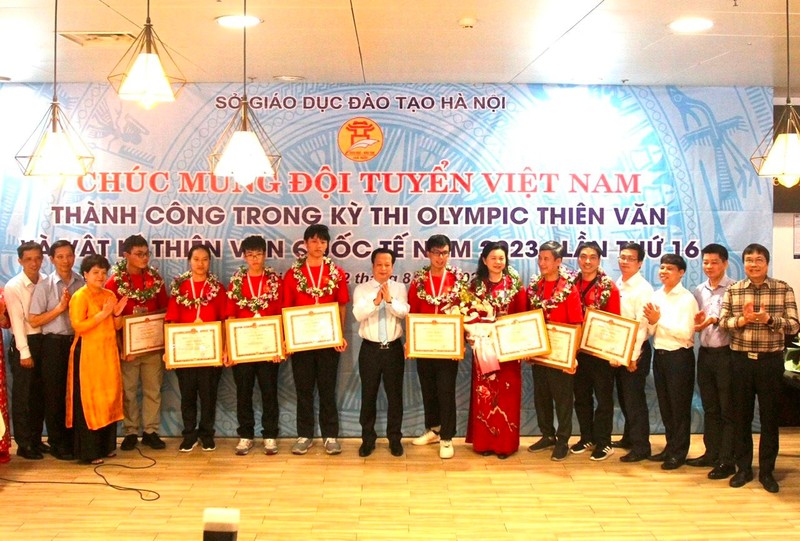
[338,117,384,162]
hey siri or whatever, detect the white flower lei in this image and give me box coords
[112,259,164,303]
[527,266,576,311]
[413,264,468,307]
[227,265,281,312]
[292,256,341,299]
[471,267,523,311]
[170,271,222,308]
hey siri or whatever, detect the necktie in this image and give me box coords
[378,300,388,344]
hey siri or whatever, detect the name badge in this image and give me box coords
[747,352,759,360]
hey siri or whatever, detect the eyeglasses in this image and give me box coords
[744,257,767,265]
[618,255,638,262]
[130,250,150,258]
[429,250,450,257]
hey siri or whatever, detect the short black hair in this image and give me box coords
[539,240,563,260]
[618,242,644,262]
[371,247,396,264]
[48,239,74,257]
[17,241,43,259]
[241,235,267,253]
[476,241,509,282]
[80,254,110,275]
[701,243,729,261]
[577,241,602,258]
[742,243,770,264]
[425,234,451,252]
[660,253,686,271]
[187,244,212,261]
[122,234,148,254]
[303,224,330,242]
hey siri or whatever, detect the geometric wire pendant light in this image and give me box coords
[15,0,94,176]
[208,0,281,186]
[750,0,800,188]
[107,0,186,109]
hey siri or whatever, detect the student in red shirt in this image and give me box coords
[227,235,283,456]
[165,245,228,453]
[282,225,349,456]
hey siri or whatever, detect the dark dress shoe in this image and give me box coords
[120,434,138,451]
[620,450,649,463]
[610,439,632,449]
[759,473,779,493]
[34,441,51,454]
[389,440,404,457]
[17,446,44,460]
[52,449,75,461]
[729,469,754,488]
[686,454,715,467]
[707,463,736,480]
[142,432,167,450]
[647,450,668,462]
[358,441,375,457]
[661,457,685,470]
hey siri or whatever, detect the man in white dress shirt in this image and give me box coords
[353,248,410,458]
[4,241,47,459]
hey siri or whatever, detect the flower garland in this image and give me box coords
[111,260,164,303]
[575,268,614,309]
[412,264,467,308]
[471,267,523,312]
[170,271,222,308]
[292,256,341,299]
[227,265,281,312]
[527,266,576,311]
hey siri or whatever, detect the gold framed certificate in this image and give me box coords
[532,322,582,374]
[282,302,344,353]
[122,310,166,356]
[579,307,640,367]
[492,309,551,362]
[164,321,223,369]
[405,313,464,360]
[225,316,284,363]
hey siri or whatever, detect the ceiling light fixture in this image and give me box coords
[15,0,94,177]
[668,17,713,33]
[209,0,281,187]
[751,0,800,188]
[107,0,186,109]
[216,15,262,29]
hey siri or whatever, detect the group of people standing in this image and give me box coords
[0,227,797,495]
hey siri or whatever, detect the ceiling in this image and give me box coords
[0,0,799,95]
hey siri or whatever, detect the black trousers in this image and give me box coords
[232,361,280,439]
[574,352,615,447]
[614,341,652,455]
[532,363,574,445]
[175,366,222,439]
[653,347,695,460]
[290,348,340,439]
[416,358,459,440]
[72,340,117,462]
[40,334,75,454]
[731,351,784,475]
[359,339,405,443]
[696,346,734,463]
[9,334,45,449]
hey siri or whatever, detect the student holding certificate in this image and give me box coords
[227,235,283,456]
[526,240,583,462]
[464,241,527,459]
[409,234,468,459]
[282,225,349,456]
[166,245,228,453]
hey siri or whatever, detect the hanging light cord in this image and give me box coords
[786,0,792,106]
[52,0,58,103]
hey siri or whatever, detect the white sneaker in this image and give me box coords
[292,437,313,455]
[439,440,454,459]
[235,438,254,455]
[324,437,342,455]
[263,438,278,455]
[412,430,441,446]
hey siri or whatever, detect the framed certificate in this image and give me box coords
[164,321,223,369]
[532,322,582,374]
[282,303,344,353]
[405,313,464,360]
[492,309,551,362]
[122,310,166,356]
[579,308,640,367]
[226,316,284,364]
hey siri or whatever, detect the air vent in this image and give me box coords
[59,32,137,47]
